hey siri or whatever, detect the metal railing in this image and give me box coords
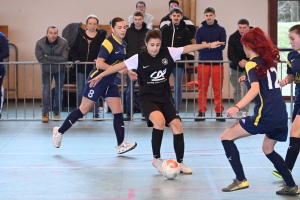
[0,61,294,121]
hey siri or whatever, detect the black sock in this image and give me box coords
[285,137,300,171]
[113,113,125,146]
[151,128,164,159]
[173,133,184,163]
[58,109,84,134]
[266,150,295,187]
[221,140,246,181]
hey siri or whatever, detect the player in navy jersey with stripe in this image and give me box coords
[52,17,137,154]
[272,24,300,181]
[88,30,224,175]
[220,27,299,196]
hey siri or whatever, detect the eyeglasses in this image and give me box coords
[137,5,145,9]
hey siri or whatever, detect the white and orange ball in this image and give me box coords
[162,159,180,179]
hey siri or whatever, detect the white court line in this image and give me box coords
[0,166,299,169]
[0,152,265,155]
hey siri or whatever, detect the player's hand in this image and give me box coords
[128,70,138,81]
[239,75,246,85]
[210,41,225,48]
[279,79,288,87]
[226,106,239,118]
[118,68,128,74]
[88,74,102,88]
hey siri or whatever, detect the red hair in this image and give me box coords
[240,27,280,79]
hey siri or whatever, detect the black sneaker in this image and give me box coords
[216,113,226,122]
[124,114,131,121]
[141,114,146,121]
[276,185,300,196]
[195,112,205,121]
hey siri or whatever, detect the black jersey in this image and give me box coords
[124,47,183,103]
[287,50,300,105]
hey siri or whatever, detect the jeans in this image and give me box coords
[125,74,139,114]
[42,69,65,114]
[172,66,184,113]
[230,68,248,112]
[77,72,99,115]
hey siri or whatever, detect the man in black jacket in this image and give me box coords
[160,0,196,39]
[123,11,149,121]
[227,19,250,117]
[161,7,192,113]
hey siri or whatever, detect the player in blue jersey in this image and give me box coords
[52,17,137,154]
[88,29,224,175]
[272,24,300,181]
[220,27,299,196]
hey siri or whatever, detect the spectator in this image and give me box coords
[195,7,226,122]
[161,7,192,113]
[0,31,9,119]
[35,26,68,123]
[160,0,196,39]
[128,1,154,30]
[70,14,107,118]
[124,11,149,121]
[228,19,251,117]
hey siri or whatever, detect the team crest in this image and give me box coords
[162,58,168,65]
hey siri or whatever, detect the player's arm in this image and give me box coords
[96,57,113,70]
[280,74,294,87]
[182,41,224,54]
[89,62,127,87]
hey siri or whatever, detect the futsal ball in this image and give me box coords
[162,159,180,180]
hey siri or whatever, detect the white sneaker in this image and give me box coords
[52,126,63,148]
[180,162,193,174]
[152,158,163,173]
[116,141,137,154]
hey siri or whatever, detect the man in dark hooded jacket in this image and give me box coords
[161,7,192,113]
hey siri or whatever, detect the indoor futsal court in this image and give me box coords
[1,117,299,199]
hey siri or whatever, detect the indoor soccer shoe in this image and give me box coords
[180,162,193,174]
[276,185,300,196]
[272,170,291,179]
[116,141,137,154]
[222,178,249,192]
[52,126,63,148]
[152,158,163,173]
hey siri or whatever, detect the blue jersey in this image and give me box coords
[245,56,286,126]
[89,34,126,84]
[287,50,300,105]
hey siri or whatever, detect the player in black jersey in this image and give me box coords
[271,24,300,182]
[88,29,224,175]
[220,27,299,196]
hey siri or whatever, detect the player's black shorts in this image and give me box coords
[140,100,180,127]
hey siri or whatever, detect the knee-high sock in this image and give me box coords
[58,109,84,134]
[173,133,184,163]
[221,140,246,181]
[113,113,124,146]
[266,150,295,187]
[285,137,300,171]
[152,128,164,159]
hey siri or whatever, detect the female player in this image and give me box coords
[52,17,137,154]
[70,14,107,118]
[272,24,300,180]
[88,29,224,174]
[220,27,299,196]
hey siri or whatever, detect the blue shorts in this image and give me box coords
[239,116,288,142]
[82,81,120,102]
[140,100,180,127]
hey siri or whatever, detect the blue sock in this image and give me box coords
[58,109,84,134]
[113,113,124,146]
[221,140,246,181]
[285,137,300,171]
[152,128,164,159]
[266,150,295,187]
[173,133,184,163]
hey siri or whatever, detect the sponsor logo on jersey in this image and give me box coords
[150,69,167,82]
[143,65,149,68]
[162,58,168,65]
[115,51,120,54]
